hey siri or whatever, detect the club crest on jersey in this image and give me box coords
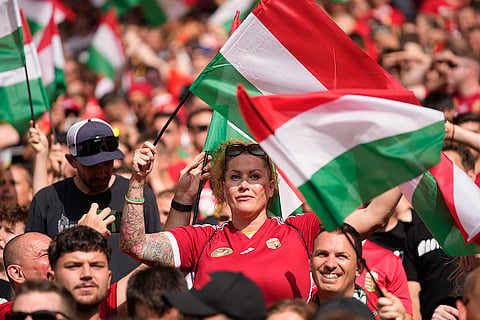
[364,271,379,292]
[266,238,281,249]
[211,247,233,257]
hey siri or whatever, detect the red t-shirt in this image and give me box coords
[453,92,480,114]
[166,212,320,305]
[356,240,413,319]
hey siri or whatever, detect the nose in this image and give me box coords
[324,255,336,269]
[238,179,250,191]
[80,265,93,280]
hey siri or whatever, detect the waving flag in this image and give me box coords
[208,0,259,34]
[91,0,139,17]
[400,153,480,256]
[0,1,49,135]
[139,0,191,26]
[18,0,76,39]
[37,13,65,102]
[237,86,444,231]
[190,0,406,136]
[86,8,125,96]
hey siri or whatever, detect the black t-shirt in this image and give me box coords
[403,211,461,320]
[369,220,412,262]
[27,175,161,282]
[0,279,12,302]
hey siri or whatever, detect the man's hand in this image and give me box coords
[377,288,406,320]
[131,141,156,182]
[28,121,48,155]
[431,305,459,320]
[78,203,115,237]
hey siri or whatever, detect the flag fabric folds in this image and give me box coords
[37,13,65,103]
[0,0,49,135]
[190,0,407,136]
[400,153,480,256]
[237,86,445,231]
[86,8,125,96]
[139,0,191,26]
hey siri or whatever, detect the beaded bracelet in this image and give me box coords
[125,195,145,205]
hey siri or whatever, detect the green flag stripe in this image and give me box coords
[140,0,168,25]
[411,172,480,256]
[299,122,444,231]
[190,52,262,135]
[87,47,116,80]
[0,77,47,134]
[0,30,24,73]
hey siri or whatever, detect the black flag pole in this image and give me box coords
[191,151,209,225]
[153,91,192,146]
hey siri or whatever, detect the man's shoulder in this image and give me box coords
[33,177,75,198]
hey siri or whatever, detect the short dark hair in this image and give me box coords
[422,91,454,111]
[127,264,187,317]
[315,223,363,260]
[442,141,476,172]
[186,107,213,129]
[48,226,112,269]
[0,204,28,226]
[453,112,480,125]
[13,279,76,313]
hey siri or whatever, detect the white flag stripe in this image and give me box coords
[157,0,188,19]
[0,0,20,39]
[18,0,51,28]
[261,95,443,185]
[277,174,302,217]
[0,66,26,85]
[208,0,255,25]
[91,25,124,68]
[38,45,54,84]
[25,42,42,80]
[52,34,64,68]
[452,164,480,241]
[221,14,326,95]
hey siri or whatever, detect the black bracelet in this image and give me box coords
[171,199,193,212]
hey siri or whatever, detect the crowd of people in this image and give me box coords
[2,0,480,319]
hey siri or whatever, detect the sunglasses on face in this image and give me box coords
[75,135,119,157]
[7,310,70,320]
[225,144,267,157]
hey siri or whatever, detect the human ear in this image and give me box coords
[65,154,77,168]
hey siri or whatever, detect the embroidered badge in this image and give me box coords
[266,238,281,249]
[364,271,379,292]
[211,248,233,257]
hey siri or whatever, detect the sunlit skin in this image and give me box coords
[0,221,25,265]
[0,168,17,205]
[13,291,72,319]
[310,231,363,304]
[48,251,111,310]
[16,233,52,281]
[224,154,274,232]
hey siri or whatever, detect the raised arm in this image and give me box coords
[28,121,49,194]
[120,141,174,265]
[345,187,402,239]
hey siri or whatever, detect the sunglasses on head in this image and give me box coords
[225,144,267,157]
[7,310,70,320]
[75,135,119,157]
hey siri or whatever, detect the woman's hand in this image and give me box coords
[174,152,212,205]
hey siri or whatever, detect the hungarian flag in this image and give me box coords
[190,0,406,136]
[86,8,125,96]
[90,0,139,18]
[139,0,192,26]
[208,0,259,34]
[0,1,49,135]
[37,13,65,103]
[400,153,480,256]
[18,0,76,39]
[237,86,444,231]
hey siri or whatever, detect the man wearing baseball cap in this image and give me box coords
[26,118,161,282]
[163,271,266,320]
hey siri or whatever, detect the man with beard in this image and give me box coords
[47,226,117,320]
[27,118,160,282]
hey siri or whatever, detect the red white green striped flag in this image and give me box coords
[190,0,407,136]
[37,13,65,103]
[18,0,76,39]
[400,153,480,256]
[139,0,192,26]
[0,0,49,135]
[237,86,444,231]
[208,0,259,34]
[91,0,139,17]
[86,8,125,95]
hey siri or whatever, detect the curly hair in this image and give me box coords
[210,140,278,207]
[0,204,28,226]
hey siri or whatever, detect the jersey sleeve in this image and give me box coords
[100,282,118,318]
[386,254,413,315]
[285,212,320,253]
[166,225,217,272]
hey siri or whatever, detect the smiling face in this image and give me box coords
[310,231,362,302]
[49,251,111,312]
[224,154,274,220]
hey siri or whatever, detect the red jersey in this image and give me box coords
[0,282,118,320]
[453,92,480,114]
[167,212,320,306]
[356,240,412,319]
